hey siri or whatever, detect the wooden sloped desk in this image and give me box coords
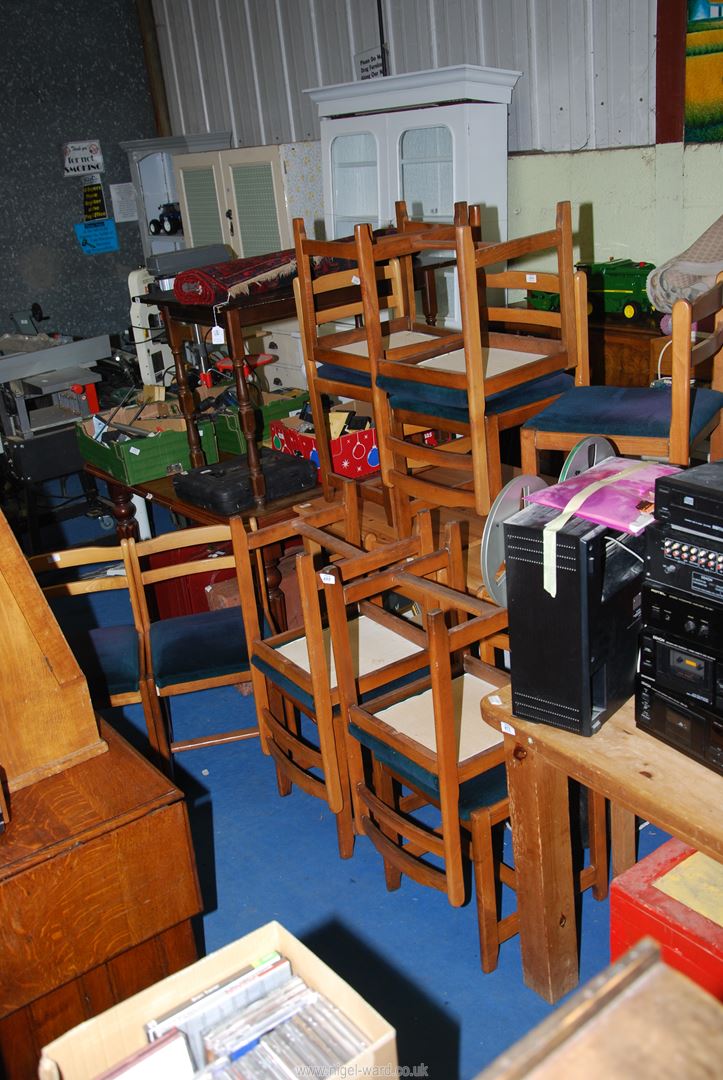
[0,722,201,1080]
[481,687,723,1005]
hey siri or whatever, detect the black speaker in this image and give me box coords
[504,503,645,735]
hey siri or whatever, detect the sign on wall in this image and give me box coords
[74,218,119,254]
[82,174,107,221]
[63,140,104,176]
[354,46,386,81]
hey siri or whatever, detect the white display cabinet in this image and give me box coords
[307,66,521,324]
[121,133,233,260]
[173,146,293,257]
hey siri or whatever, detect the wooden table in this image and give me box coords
[85,461,325,631]
[149,286,298,507]
[0,722,201,1079]
[481,686,723,1004]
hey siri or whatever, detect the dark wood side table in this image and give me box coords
[588,315,663,386]
[0,722,202,1080]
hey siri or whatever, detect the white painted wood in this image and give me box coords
[174,146,294,255]
[319,101,512,244]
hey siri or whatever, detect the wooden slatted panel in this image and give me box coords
[152,0,656,153]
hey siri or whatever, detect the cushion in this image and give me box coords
[380,371,574,422]
[348,672,507,819]
[66,624,141,698]
[349,723,507,819]
[252,614,424,714]
[521,385,723,443]
[149,606,250,689]
[316,363,371,389]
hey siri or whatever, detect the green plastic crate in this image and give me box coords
[213,389,309,455]
[76,410,218,485]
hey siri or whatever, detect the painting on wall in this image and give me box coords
[685,2,723,141]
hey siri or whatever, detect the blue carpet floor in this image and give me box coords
[19,480,670,1080]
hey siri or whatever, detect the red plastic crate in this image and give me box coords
[610,837,723,1000]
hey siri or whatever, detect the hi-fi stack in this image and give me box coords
[636,460,723,774]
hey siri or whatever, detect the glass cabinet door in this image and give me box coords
[330,131,379,238]
[398,125,454,223]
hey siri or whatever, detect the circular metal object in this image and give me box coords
[481,474,547,607]
[559,436,616,482]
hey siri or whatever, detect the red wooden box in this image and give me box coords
[610,837,723,1000]
[269,416,380,481]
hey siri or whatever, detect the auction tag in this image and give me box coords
[211,325,225,344]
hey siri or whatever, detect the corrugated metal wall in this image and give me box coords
[152,0,657,152]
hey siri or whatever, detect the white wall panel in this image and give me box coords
[384,0,435,74]
[276,0,322,140]
[152,0,657,153]
[310,0,355,87]
[245,0,288,144]
[217,0,264,147]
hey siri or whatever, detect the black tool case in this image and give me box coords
[171,448,317,515]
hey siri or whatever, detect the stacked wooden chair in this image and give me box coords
[354,201,590,533]
[320,521,609,971]
[292,215,467,501]
[232,489,442,858]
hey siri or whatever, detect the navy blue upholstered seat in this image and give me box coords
[252,614,427,716]
[149,606,250,689]
[66,624,141,698]
[521,384,723,441]
[349,722,507,820]
[379,370,574,423]
[316,363,371,389]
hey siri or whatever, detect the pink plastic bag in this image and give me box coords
[527,457,681,534]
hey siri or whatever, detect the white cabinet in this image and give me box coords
[121,133,232,260]
[309,67,520,242]
[308,66,520,323]
[173,147,292,257]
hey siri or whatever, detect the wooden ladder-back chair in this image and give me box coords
[357,201,589,533]
[521,271,723,472]
[231,491,440,859]
[28,539,170,769]
[394,200,482,323]
[322,540,608,972]
[124,523,263,757]
[292,217,463,502]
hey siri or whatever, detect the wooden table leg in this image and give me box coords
[504,732,579,1003]
[105,479,139,540]
[159,302,205,469]
[611,803,638,877]
[225,308,266,508]
[262,540,287,632]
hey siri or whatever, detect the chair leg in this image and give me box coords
[138,678,172,772]
[390,485,415,539]
[469,809,501,974]
[710,420,723,463]
[484,416,504,502]
[520,426,541,477]
[373,760,402,892]
[335,800,356,860]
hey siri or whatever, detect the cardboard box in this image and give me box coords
[270,400,380,481]
[76,404,218,485]
[212,388,309,454]
[39,921,397,1079]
